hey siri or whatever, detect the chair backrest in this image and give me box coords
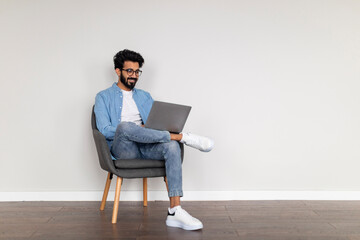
[91,106,116,173]
[91,106,98,130]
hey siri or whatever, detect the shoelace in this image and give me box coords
[177,208,198,221]
[185,133,202,148]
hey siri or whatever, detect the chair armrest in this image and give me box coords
[92,129,117,173]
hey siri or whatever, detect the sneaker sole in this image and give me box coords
[166,219,203,231]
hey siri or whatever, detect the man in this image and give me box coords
[94,49,214,230]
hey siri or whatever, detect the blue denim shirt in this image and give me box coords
[94,83,154,149]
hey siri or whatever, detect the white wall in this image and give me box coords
[1,0,360,199]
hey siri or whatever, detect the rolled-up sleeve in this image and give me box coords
[94,93,116,140]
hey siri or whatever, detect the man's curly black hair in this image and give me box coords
[113,49,144,70]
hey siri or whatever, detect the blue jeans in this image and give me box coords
[111,122,183,197]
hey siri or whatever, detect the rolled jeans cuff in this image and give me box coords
[168,190,183,198]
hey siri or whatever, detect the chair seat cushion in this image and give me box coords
[113,158,165,169]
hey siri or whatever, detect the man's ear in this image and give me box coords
[115,68,121,76]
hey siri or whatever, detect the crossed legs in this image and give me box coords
[111,122,184,207]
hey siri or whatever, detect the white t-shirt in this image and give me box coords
[121,90,142,125]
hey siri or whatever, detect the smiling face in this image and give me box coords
[115,61,140,91]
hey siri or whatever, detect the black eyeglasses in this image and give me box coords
[121,68,142,76]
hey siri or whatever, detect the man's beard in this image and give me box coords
[120,73,137,90]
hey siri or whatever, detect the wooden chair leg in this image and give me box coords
[100,172,112,211]
[143,177,148,207]
[164,176,169,193]
[112,176,123,224]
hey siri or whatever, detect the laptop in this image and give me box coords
[145,101,191,133]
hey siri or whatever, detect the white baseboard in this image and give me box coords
[2,191,360,201]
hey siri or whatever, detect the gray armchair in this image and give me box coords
[91,106,184,223]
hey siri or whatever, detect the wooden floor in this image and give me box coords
[1,201,360,240]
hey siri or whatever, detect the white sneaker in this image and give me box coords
[166,206,203,230]
[180,133,214,152]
